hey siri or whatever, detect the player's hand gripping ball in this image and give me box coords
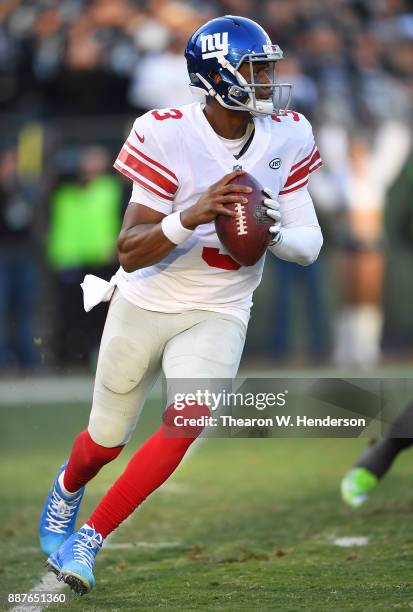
[214,172,273,266]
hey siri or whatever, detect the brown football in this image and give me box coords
[214,172,272,266]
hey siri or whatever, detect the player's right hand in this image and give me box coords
[180,170,252,230]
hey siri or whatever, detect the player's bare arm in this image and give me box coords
[118,170,251,272]
[117,204,172,272]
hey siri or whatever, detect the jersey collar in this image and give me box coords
[193,103,271,173]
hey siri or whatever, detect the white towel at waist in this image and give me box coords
[81,273,118,312]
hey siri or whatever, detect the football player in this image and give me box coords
[341,401,413,507]
[40,15,323,594]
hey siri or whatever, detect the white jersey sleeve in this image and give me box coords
[279,115,323,199]
[114,113,179,214]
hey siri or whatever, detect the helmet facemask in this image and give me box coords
[195,45,292,116]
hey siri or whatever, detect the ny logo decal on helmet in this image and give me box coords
[200,32,229,59]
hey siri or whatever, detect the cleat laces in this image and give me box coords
[46,488,82,534]
[73,530,103,572]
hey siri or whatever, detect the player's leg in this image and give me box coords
[341,401,413,507]
[82,314,246,537]
[86,311,246,533]
[51,312,246,594]
[40,291,163,556]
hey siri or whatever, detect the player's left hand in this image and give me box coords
[262,187,282,244]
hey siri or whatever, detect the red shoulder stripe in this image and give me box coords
[309,158,323,175]
[279,153,323,196]
[126,140,178,183]
[279,179,309,196]
[113,161,174,201]
[289,144,316,173]
[283,149,321,189]
[117,148,178,196]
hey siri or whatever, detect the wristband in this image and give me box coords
[161,211,194,245]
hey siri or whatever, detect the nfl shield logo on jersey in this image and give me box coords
[200,32,229,59]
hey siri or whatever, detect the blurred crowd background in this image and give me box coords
[0,0,413,373]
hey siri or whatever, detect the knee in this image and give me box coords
[88,414,133,447]
[100,336,149,394]
[162,402,211,439]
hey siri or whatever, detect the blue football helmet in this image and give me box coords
[185,15,292,116]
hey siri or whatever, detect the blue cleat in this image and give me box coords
[39,462,85,556]
[46,526,103,595]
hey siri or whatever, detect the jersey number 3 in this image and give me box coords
[152,109,183,121]
[202,247,241,271]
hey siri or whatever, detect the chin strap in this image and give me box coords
[196,71,247,113]
[196,55,275,116]
[195,72,217,98]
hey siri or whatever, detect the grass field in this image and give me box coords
[1,400,413,611]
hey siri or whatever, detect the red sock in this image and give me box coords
[63,430,124,493]
[87,403,209,538]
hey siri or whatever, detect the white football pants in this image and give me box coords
[88,289,247,447]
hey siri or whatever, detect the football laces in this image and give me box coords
[235,202,248,236]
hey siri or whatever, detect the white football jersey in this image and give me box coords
[113,102,322,325]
